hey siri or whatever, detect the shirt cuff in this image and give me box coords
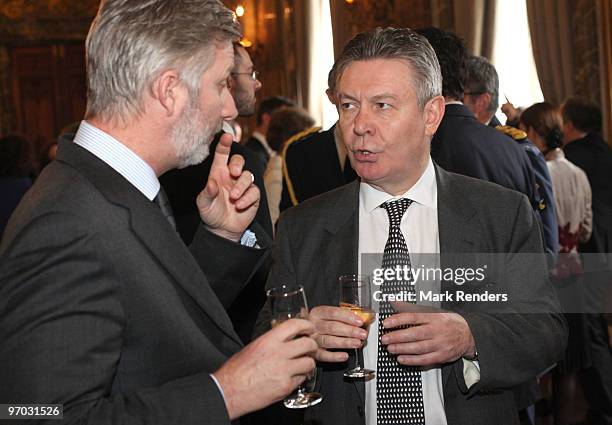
[209,373,227,403]
[462,359,481,389]
[240,229,258,247]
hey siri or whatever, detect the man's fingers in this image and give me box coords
[387,339,436,356]
[234,185,259,210]
[273,318,316,341]
[211,132,233,170]
[380,323,432,345]
[229,170,252,200]
[315,348,350,363]
[227,154,246,178]
[286,336,318,358]
[317,334,363,350]
[200,176,219,206]
[290,356,316,376]
[383,312,432,329]
[397,353,441,367]
[311,306,363,326]
[317,320,367,340]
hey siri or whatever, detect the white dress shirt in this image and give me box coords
[73,120,160,200]
[359,158,447,425]
[263,153,282,227]
[359,158,480,424]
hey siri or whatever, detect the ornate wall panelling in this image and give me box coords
[330,0,433,57]
[0,0,97,152]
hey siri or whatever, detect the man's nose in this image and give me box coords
[223,92,238,121]
[353,107,373,135]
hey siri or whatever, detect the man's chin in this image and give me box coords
[176,145,210,169]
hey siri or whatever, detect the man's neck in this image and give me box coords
[87,116,171,176]
[563,128,588,146]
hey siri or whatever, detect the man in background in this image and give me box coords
[416,28,539,214]
[464,55,558,258]
[562,97,612,425]
[244,96,294,169]
[280,85,358,212]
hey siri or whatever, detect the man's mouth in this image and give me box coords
[354,149,377,161]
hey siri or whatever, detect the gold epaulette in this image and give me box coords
[495,125,527,140]
[281,126,322,207]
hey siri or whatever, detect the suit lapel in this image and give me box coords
[319,181,360,306]
[318,182,368,416]
[58,141,243,349]
[435,165,479,388]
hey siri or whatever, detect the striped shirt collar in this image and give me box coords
[73,120,160,201]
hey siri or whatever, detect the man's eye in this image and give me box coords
[377,102,391,110]
[340,102,355,110]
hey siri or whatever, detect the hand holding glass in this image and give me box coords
[267,284,323,409]
[339,275,376,379]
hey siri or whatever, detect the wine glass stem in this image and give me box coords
[355,348,361,369]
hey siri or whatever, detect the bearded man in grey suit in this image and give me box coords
[259,27,566,425]
[0,1,318,424]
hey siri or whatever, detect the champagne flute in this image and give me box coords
[339,275,376,379]
[266,284,323,409]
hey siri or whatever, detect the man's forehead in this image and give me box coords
[236,47,253,68]
[337,59,415,96]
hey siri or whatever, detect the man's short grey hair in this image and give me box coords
[328,27,442,110]
[465,55,499,114]
[85,0,241,122]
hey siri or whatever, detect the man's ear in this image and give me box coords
[151,69,185,117]
[477,93,492,112]
[423,95,445,137]
[325,88,338,106]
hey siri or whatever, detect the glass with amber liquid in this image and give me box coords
[266,284,323,409]
[339,274,376,378]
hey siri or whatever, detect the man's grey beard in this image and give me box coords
[171,102,222,169]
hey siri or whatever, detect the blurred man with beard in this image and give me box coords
[0,1,318,423]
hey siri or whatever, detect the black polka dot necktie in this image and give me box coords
[377,198,425,425]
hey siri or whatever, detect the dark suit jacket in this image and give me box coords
[244,136,270,169]
[564,133,612,254]
[488,115,503,128]
[280,125,357,212]
[0,140,270,424]
[160,134,273,343]
[432,104,538,210]
[259,166,566,425]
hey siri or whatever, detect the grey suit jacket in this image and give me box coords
[259,165,566,425]
[0,140,270,425]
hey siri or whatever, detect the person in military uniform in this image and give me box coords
[279,83,360,212]
[416,29,538,207]
[464,54,559,257]
[417,29,548,425]
[279,123,358,212]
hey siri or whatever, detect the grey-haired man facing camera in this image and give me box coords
[258,27,566,425]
